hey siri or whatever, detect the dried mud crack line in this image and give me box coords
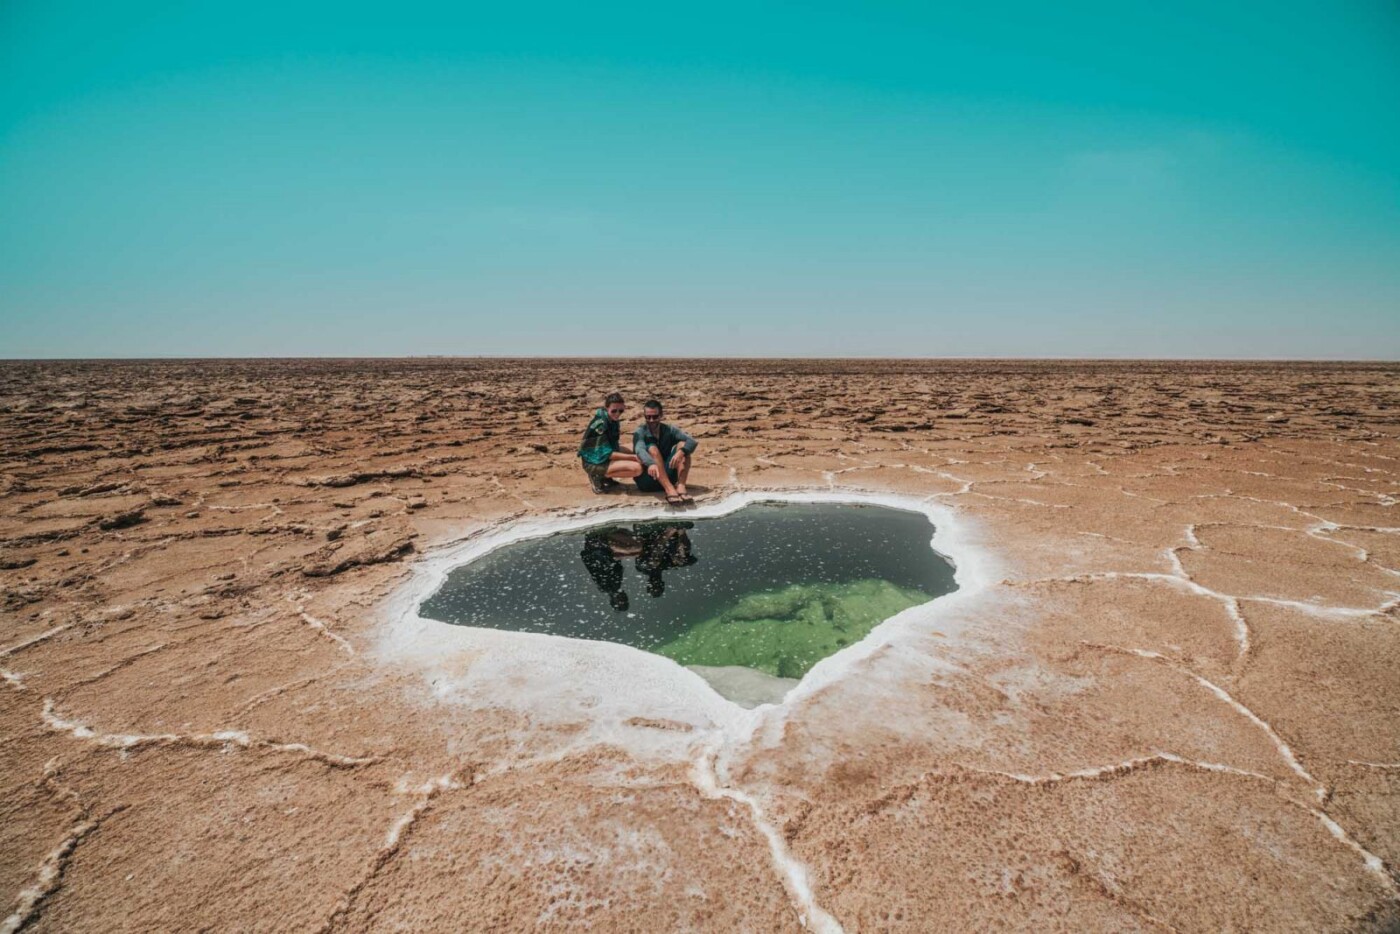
[1066,647,1398,897]
[1172,525,1252,666]
[0,808,126,934]
[889,757,1398,899]
[691,739,843,933]
[40,699,383,768]
[288,595,357,656]
[0,625,75,663]
[1080,642,1325,800]
[1,761,127,934]
[316,772,468,933]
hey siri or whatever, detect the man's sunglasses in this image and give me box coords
[644,414,661,421]
[607,406,625,415]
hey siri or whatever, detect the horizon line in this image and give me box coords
[2,355,1398,364]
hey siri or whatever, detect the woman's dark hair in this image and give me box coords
[604,392,625,407]
[643,399,663,415]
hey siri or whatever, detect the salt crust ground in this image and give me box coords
[1,358,1398,932]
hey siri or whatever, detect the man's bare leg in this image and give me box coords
[670,451,692,498]
[646,445,682,500]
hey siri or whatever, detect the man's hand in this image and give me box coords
[648,464,662,480]
[669,450,686,469]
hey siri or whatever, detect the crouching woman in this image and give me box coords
[577,392,643,493]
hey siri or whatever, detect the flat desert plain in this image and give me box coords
[2,358,1398,933]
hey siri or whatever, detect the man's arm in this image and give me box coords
[632,428,655,467]
[671,426,698,456]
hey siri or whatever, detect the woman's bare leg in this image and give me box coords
[607,452,642,479]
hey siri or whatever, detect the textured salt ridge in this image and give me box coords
[691,737,843,933]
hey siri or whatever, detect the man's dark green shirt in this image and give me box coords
[632,422,698,469]
[578,408,620,466]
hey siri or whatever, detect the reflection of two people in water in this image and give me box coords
[580,522,698,611]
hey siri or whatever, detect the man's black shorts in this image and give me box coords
[634,465,679,493]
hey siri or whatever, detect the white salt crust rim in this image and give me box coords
[377,489,1001,742]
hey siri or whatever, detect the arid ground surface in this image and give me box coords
[2,358,1399,933]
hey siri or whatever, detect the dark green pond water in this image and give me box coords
[420,502,957,680]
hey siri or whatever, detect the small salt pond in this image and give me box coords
[419,502,958,705]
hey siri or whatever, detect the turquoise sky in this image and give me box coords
[3,1,1398,358]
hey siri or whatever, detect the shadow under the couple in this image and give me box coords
[579,521,699,612]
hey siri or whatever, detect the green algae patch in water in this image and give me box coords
[652,579,932,678]
[419,502,957,696]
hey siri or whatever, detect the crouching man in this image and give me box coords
[578,392,643,493]
[632,399,698,505]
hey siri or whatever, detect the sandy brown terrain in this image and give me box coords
[2,358,1398,932]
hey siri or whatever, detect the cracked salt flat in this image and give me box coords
[5,361,1399,931]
